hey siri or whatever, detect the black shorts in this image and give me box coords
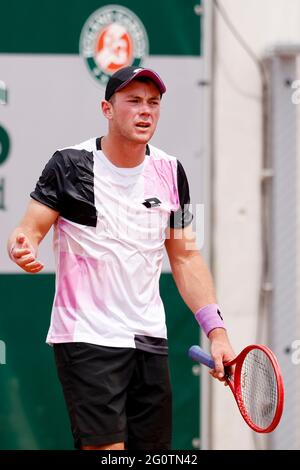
[53,342,172,450]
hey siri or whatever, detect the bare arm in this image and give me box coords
[165,224,216,312]
[165,224,235,380]
[7,199,59,273]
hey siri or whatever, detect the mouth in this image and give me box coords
[135,122,151,129]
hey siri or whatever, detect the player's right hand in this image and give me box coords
[10,233,44,273]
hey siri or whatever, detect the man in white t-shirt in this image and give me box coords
[7,66,235,450]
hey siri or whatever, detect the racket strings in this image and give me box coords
[239,349,278,430]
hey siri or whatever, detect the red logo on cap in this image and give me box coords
[95,23,133,74]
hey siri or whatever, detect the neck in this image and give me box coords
[101,134,147,168]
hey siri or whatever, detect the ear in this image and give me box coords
[101,100,113,120]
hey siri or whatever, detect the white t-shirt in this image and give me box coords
[31,137,193,354]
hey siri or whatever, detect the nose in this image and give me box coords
[139,101,151,116]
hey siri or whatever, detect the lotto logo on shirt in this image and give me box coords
[79,5,149,87]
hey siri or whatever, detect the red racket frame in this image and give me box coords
[224,344,284,433]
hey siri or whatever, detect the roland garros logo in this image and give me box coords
[79,5,149,86]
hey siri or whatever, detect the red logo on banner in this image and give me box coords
[95,23,133,74]
[80,5,149,87]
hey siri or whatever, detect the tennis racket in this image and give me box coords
[188,344,284,433]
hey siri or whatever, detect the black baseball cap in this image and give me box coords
[105,66,166,101]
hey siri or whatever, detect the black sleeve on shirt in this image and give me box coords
[169,160,193,229]
[30,151,65,212]
[30,149,97,226]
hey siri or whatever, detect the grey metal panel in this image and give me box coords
[267,53,300,450]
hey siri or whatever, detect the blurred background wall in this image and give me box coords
[209,0,300,450]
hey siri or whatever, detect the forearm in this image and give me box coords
[171,251,235,378]
[8,200,58,272]
[170,251,217,313]
[166,214,234,379]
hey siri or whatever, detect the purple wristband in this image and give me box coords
[195,304,226,337]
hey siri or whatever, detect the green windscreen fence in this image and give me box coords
[0,273,199,449]
[0,0,200,55]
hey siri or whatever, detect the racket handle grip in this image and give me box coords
[188,345,215,369]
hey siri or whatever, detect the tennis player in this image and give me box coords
[7,66,235,450]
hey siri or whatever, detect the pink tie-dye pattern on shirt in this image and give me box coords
[50,251,81,339]
[52,250,105,339]
[55,251,81,309]
[143,157,179,210]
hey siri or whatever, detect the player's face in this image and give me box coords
[109,80,161,144]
